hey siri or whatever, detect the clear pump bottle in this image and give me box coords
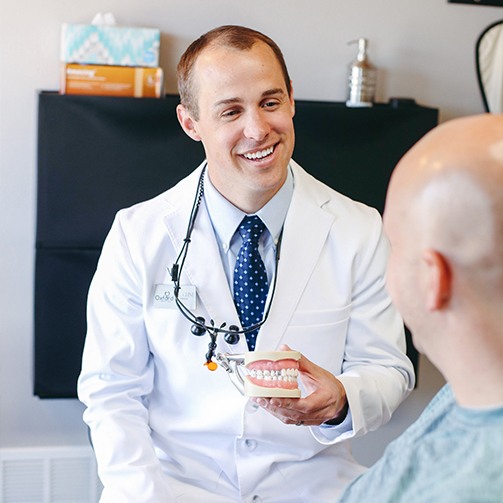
[346,38,376,107]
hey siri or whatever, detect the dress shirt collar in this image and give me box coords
[204,165,294,250]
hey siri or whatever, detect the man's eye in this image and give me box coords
[263,100,279,109]
[222,109,240,118]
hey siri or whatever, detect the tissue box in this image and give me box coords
[60,64,164,98]
[61,23,160,67]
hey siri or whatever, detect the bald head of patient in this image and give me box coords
[382,114,503,406]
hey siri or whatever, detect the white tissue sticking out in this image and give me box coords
[91,12,117,26]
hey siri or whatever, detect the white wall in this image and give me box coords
[0,0,501,464]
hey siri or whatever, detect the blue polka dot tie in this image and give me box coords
[233,216,269,351]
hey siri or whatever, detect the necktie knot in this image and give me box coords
[238,215,266,244]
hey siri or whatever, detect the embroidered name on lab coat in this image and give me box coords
[153,284,196,309]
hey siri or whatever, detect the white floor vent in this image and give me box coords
[0,446,102,503]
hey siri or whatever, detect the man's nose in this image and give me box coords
[243,110,271,141]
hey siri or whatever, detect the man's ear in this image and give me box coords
[289,82,295,118]
[423,249,452,311]
[176,104,201,141]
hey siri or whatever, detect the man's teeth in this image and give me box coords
[248,368,299,383]
[243,146,274,160]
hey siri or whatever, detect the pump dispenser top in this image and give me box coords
[346,38,377,107]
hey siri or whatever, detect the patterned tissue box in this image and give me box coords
[61,23,160,68]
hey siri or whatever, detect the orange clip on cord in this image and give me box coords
[205,360,218,371]
[204,333,218,370]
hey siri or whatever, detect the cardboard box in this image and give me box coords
[61,23,160,67]
[60,64,164,98]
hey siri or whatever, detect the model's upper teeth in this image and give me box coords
[244,146,274,160]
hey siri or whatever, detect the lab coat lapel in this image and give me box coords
[163,168,248,354]
[255,164,336,351]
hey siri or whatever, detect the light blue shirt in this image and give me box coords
[338,384,503,503]
[203,167,293,291]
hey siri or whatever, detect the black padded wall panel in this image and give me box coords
[37,93,204,248]
[293,100,438,214]
[34,248,100,397]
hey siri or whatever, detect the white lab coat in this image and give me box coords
[78,160,414,502]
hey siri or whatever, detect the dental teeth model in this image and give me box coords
[244,351,301,398]
[216,350,302,397]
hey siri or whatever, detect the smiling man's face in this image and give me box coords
[177,41,295,213]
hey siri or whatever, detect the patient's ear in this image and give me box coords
[176,104,201,141]
[423,249,451,311]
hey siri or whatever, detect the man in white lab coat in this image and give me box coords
[78,25,414,502]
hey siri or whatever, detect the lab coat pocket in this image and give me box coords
[283,304,351,373]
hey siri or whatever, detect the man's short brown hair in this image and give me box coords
[177,25,292,120]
